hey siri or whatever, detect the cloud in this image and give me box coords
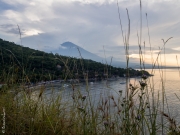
[0,0,179,66]
[0,1,16,11]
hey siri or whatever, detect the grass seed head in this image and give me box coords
[139,81,147,88]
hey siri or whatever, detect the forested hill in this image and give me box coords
[0,38,149,83]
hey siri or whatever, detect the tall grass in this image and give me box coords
[0,0,180,135]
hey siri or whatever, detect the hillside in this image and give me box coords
[0,38,149,84]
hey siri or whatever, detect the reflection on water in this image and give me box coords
[30,68,180,121]
[146,69,180,121]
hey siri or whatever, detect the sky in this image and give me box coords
[0,0,180,66]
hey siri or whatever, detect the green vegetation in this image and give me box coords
[1,36,178,134]
[0,0,179,134]
[0,38,149,84]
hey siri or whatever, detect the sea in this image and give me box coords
[30,68,180,122]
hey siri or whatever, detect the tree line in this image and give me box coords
[0,38,150,84]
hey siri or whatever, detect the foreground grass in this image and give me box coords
[0,74,180,135]
[1,0,180,134]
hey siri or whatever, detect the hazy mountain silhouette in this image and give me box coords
[57,42,103,61]
[52,42,142,68]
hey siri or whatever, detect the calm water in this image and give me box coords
[31,68,180,121]
[146,68,180,121]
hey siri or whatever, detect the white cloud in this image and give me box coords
[3,10,23,23]
[59,45,67,49]
[172,47,180,51]
[0,0,180,66]
[24,29,43,36]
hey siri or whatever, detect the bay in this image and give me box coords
[30,68,180,122]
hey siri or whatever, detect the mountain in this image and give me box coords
[52,42,133,68]
[53,42,103,62]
